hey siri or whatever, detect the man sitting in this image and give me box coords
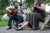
[6,1,23,30]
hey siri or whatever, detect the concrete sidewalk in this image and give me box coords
[0,22,50,33]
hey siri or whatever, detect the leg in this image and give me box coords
[8,15,14,27]
[7,15,14,30]
[14,15,23,30]
[18,21,29,29]
[15,15,23,27]
[18,20,28,26]
[40,17,50,30]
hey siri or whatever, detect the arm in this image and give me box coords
[34,3,45,11]
[6,6,15,12]
[20,8,24,14]
[18,6,24,14]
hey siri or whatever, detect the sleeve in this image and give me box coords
[6,6,15,11]
[18,6,20,9]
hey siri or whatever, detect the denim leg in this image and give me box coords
[8,15,14,27]
[15,15,23,27]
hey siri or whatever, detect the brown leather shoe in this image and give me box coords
[6,27,12,30]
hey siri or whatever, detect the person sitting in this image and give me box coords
[17,0,45,30]
[6,1,23,30]
[18,20,29,30]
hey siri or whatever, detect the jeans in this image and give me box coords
[8,15,23,27]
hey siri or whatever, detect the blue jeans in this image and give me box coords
[8,15,23,27]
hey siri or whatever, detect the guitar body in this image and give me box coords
[7,8,17,17]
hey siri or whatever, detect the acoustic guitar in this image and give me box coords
[7,8,27,17]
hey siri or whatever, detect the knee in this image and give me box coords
[19,16,23,20]
[9,15,14,19]
[20,16,23,20]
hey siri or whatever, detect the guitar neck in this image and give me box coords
[14,8,27,12]
[14,9,20,12]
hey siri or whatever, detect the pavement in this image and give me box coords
[0,22,50,33]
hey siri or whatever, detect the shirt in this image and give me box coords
[6,6,23,15]
[34,1,45,18]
